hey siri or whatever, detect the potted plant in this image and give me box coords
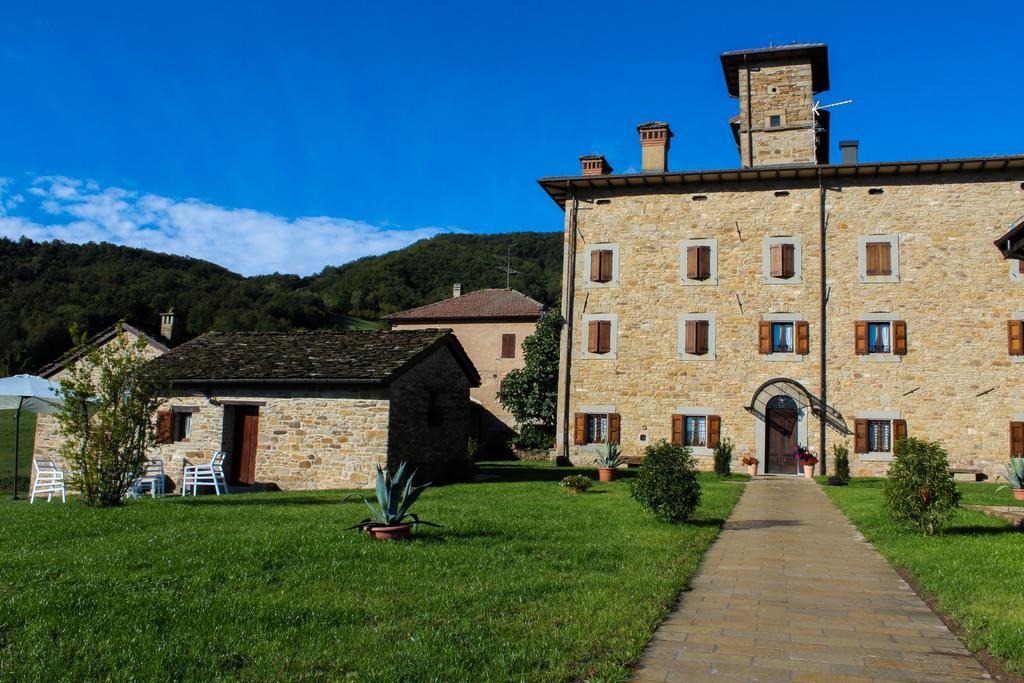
[559,474,593,494]
[342,462,439,540]
[996,457,1024,501]
[741,456,758,477]
[593,442,626,482]
[793,446,818,479]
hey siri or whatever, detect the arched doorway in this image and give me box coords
[764,395,799,474]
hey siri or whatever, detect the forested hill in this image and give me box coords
[0,232,563,375]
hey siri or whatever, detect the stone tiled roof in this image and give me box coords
[386,288,544,322]
[149,329,479,386]
[38,321,172,379]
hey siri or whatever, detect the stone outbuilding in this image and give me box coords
[145,329,479,490]
[387,287,544,452]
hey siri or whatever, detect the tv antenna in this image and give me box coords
[813,99,854,116]
[496,247,519,289]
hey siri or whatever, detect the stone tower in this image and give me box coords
[720,44,831,167]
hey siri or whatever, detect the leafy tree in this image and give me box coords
[55,325,168,506]
[497,311,563,448]
[630,440,702,523]
[884,437,961,534]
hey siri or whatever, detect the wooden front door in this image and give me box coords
[230,406,260,486]
[765,398,798,475]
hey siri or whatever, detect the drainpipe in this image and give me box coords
[560,185,580,465]
[818,171,828,475]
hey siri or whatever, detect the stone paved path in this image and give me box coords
[633,477,991,682]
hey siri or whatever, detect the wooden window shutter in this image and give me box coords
[795,321,810,355]
[684,319,698,354]
[892,320,908,355]
[608,413,621,444]
[156,410,173,444]
[589,250,602,282]
[694,320,709,354]
[1009,320,1024,356]
[1010,421,1024,457]
[781,243,795,278]
[854,419,868,453]
[686,246,699,280]
[600,250,614,282]
[893,419,907,443]
[758,321,772,354]
[501,333,516,358]
[596,320,612,354]
[854,321,869,355]
[671,414,684,445]
[574,413,586,445]
[865,242,879,276]
[707,415,721,448]
[878,242,892,275]
[587,321,600,353]
[769,244,784,277]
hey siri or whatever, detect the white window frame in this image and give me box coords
[762,313,803,362]
[677,313,716,361]
[578,404,616,452]
[679,239,718,286]
[581,314,618,360]
[858,410,902,461]
[583,243,619,288]
[858,235,900,284]
[675,405,715,457]
[762,236,802,284]
[859,312,901,363]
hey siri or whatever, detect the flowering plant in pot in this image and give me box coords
[793,446,818,479]
[996,457,1024,501]
[560,474,593,494]
[740,456,758,477]
[593,442,625,482]
[342,462,439,540]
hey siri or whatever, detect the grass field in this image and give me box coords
[0,462,745,681]
[0,409,37,496]
[825,478,1024,674]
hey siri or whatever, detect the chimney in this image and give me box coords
[579,154,613,176]
[637,121,673,174]
[452,283,462,298]
[839,140,859,165]
[159,308,177,343]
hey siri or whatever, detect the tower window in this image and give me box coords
[769,115,781,128]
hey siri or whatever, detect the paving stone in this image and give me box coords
[632,477,990,681]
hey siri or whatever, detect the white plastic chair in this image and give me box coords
[132,459,165,497]
[181,451,229,496]
[30,459,66,503]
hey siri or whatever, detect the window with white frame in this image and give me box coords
[678,313,715,360]
[586,414,609,444]
[684,416,707,447]
[680,239,718,285]
[858,235,900,283]
[582,314,617,359]
[855,414,906,459]
[584,243,618,287]
[762,236,801,284]
[855,316,907,358]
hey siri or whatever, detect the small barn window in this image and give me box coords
[868,188,884,195]
[769,115,781,128]
[774,191,790,197]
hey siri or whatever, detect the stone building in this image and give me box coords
[35,328,479,490]
[538,43,1024,479]
[387,286,544,452]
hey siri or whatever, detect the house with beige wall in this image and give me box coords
[539,43,1024,479]
[387,286,544,452]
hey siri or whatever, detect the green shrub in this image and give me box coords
[883,437,961,534]
[630,440,701,522]
[513,424,555,451]
[833,442,851,483]
[713,438,733,478]
[559,474,593,494]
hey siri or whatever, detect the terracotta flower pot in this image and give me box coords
[1013,488,1024,502]
[598,467,616,483]
[747,465,757,477]
[803,465,815,480]
[367,523,412,541]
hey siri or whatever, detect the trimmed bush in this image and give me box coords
[883,437,961,534]
[713,438,733,478]
[832,442,851,484]
[630,440,702,522]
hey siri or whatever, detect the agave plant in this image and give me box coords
[996,457,1024,492]
[342,462,439,530]
[594,442,626,468]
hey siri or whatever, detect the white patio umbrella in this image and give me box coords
[0,374,63,500]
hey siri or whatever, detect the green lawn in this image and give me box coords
[0,409,37,497]
[0,462,745,681]
[825,478,1024,674]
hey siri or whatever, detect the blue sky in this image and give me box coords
[1,1,1021,275]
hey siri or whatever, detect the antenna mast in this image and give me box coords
[496,247,519,289]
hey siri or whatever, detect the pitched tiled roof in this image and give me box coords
[149,329,479,386]
[386,288,544,322]
[38,321,172,379]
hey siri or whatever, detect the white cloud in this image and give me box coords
[0,175,452,275]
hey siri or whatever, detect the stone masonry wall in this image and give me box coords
[555,172,1024,481]
[737,61,816,166]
